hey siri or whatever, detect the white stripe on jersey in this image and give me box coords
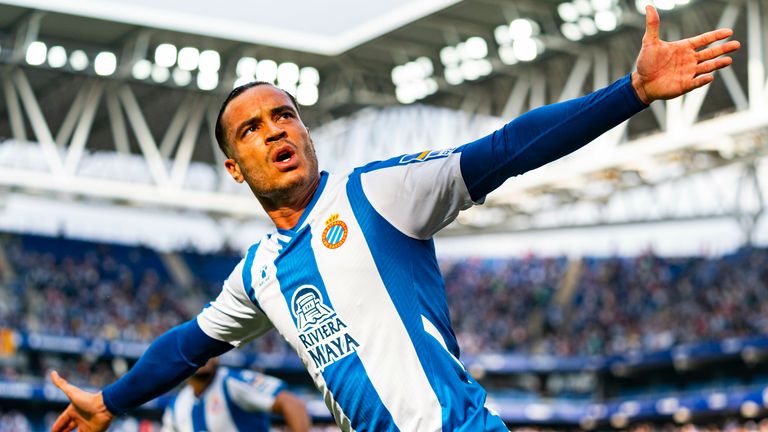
[310,175,443,431]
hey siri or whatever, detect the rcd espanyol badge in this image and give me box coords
[321,213,347,249]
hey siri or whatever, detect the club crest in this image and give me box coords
[322,213,348,249]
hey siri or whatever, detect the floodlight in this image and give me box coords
[512,38,538,62]
[26,41,46,66]
[48,46,67,68]
[197,71,219,91]
[498,45,519,65]
[69,50,89,71]
[94,51,117,76]
[415,57,434,76]
[558,2,580,22]
[444,65,463,85]
[154,43,177,68]
[296,83,318,106]
[494,25,512,45]
[177,47,200,71]
[578,17,598,36]
[510,19,534,40]
[561,22,583,41]
[236,57,257,77]
[234,75,254,88]
[595,10,618,31]
[172,68,191,86]
[277,62,300,85]
[198,50,221,73]
[299,67,320,85]
[151,65,169,83]
[256,59,277,82]
[132,59,152,80]
[439,46,459,66]
[465,37,488,59]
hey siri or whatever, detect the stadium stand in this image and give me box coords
[4,231,768,430]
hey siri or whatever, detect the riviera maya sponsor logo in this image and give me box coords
[291,285,360,371]
[321,213,348,249]
[398,147,457,164]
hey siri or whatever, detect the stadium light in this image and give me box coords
[277,62,300,85]
[558,0,623,41]
[151,64,169,83]
[233,57,319,104]
[69,50,89,71]
[172,68,191,86]
[197,71,219,91]
[296,83,318,106]
[299,67,320,86]
[154,43,177,68]
[198,50,220,73]
[236,57,257,77]
[440,37,492,86]
[131,59,152,80]
[47,46,67,68]
[94,51,117,76]
[256,59,278,83]
[26,41,47,66]
[392,56,438,104]
[635,0,691,13]
[495,18,544,65]
[177,47,200,71]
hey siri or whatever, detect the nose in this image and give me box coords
[265,121,286,144]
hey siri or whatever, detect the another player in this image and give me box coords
[50,7,740,431]
[161,358,311,432]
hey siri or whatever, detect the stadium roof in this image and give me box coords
[0,0,765,248]
[0,0,462,55]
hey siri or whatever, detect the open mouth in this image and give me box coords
[271,145,298,170]
[275,148,294,163]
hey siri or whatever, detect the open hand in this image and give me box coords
[50,371,114,432]
[632,5,741,104]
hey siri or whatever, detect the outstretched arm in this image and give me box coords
[51,319,232,432]
[460,5,740,202]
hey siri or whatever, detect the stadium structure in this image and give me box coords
[0,0,766,430]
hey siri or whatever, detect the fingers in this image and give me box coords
[691,73,715,90]
[687,28,734,49]
[51,406,75,432]
[695,40,741,62]
[51,371,76,401]
[643,5,660,42]
[696,56,733,75]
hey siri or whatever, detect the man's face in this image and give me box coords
[222,85,318,201]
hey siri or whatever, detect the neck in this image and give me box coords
[259,173,321,229]
[189,373,215,397]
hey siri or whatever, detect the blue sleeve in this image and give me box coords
[459,74,648,202]
[102,319,233,415]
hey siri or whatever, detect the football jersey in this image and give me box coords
[162,367,285,432]
[198,148,508,431]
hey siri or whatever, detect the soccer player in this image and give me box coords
[50,7,739,431]
[161,358,311,431]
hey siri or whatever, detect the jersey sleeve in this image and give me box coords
[197,256,274,347]
[358,148,475,240]
[161,406,177,432]
[224,369,287,412]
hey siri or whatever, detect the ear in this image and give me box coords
[224,158,244,183]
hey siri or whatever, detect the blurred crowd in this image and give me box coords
[534,249,768,357]
[3,233,768,360]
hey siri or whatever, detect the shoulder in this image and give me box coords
[353,147,463,175]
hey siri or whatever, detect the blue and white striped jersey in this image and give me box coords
[162,367,285,432]
[198,149,508,431]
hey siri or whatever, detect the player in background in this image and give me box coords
[162,357,311,432]
[48,6,741,432]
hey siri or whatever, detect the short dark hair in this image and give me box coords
[214,81,301,158]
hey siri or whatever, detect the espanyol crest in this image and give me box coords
[322,213,348,249]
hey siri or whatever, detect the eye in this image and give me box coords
[279,112,294,120]
[242,125,257,137]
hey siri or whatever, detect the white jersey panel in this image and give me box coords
[224,370,280,412]
[360,150,474,239]
[197,256,274,347]
[310,176,443,431]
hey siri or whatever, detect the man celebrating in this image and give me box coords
[50,7,739,431]
[161,358,310,431]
